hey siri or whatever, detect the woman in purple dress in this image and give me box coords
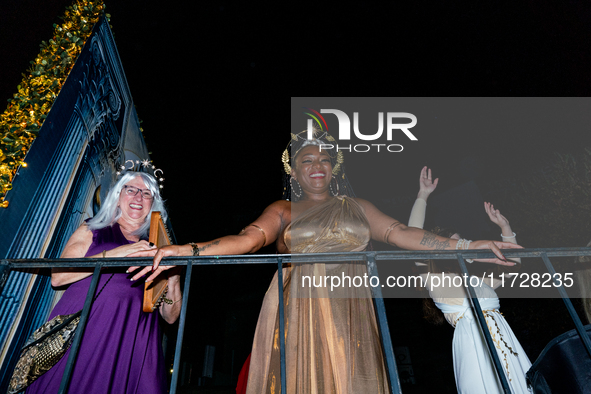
[26,171,181,394]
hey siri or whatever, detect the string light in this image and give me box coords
[0,0,110,208]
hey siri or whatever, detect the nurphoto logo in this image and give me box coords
[303,107,417,153]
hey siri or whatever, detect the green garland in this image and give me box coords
[0,0,109,208]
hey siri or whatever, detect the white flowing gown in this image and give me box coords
[409,196,531,393]
[429,275,532,393]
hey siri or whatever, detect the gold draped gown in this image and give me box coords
[246,196,389,394]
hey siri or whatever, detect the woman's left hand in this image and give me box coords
[469,240,522,265]
[156,266,183,324]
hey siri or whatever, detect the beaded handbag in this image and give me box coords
[8,274,114,394]
[8,311,81,393]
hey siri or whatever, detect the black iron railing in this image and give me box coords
[2,247,591,393]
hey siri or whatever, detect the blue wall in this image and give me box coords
[0,16,151,390]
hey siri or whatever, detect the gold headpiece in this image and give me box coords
[282,130,344,176]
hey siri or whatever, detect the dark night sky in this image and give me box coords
[2,1,591,390]
[3,1,590,236]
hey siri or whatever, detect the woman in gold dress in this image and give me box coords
[129,129,520,393]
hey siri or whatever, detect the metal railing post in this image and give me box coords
[456,254,512,393]
[366,254,401,394]
[0,260,11,295]
[170,259,193,393]
[58,263,102,394]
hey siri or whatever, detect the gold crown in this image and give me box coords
[282,130,343,176]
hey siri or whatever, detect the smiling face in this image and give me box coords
[291,145,333,198]
[118,176,153,224]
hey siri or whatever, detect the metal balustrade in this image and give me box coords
[2,246,591,393]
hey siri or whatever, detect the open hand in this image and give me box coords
[127,244,189,282]
[484,202,511,230]
[418,166,439,199]
[469,240,522,265]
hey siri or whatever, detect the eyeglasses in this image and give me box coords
[123,185,154,200]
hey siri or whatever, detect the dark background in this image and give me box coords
[2,1,591,392]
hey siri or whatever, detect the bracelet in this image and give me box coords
[102,250,106,258]
[162,297,182,305]
[188,242,200,256]
[464,240,473,263]
[464,240,472,250]
[501,232,517,239]
[455,238,474,263]
[455,238,472,250]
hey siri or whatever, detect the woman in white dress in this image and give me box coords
[410,167,532,393]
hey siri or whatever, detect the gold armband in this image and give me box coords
[384,222,401,246]
[240,224,267,247]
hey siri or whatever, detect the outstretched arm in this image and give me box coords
[128,200,290,282]
[358,198,520,266]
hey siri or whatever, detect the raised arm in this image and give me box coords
[409,166,438,228]
[484,201,521,263]
[484,202,517,243]
[129,200,290,282]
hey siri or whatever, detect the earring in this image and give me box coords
[290,177,302,199]
[329,175,340,197]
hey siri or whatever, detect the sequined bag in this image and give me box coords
[8,273,114,394]
[8,310,81,394]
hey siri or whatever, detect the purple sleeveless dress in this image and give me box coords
[26,223,167,394]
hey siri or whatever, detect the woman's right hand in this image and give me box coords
[103,240,156,258]
[484,202,510,228]
[418,166,438,200]
[484,202,520,263]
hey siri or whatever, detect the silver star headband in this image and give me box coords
[116,159,165,189]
